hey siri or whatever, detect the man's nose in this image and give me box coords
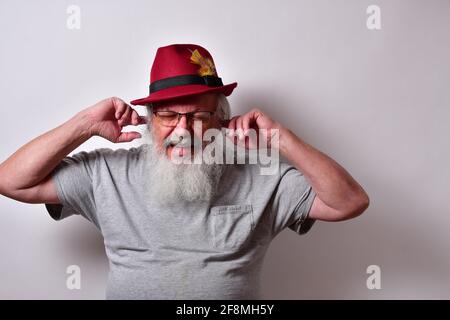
[176,114,189,129]
[172,115,192,137]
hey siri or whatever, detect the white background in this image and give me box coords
[0,0,449,299]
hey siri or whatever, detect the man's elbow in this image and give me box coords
[341,191,370,220]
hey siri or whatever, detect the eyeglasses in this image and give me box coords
[152,110,216,127]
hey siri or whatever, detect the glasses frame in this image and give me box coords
[152,110,217,127]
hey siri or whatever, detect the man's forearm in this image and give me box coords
[0,111,92,191]
[278,127,368,213]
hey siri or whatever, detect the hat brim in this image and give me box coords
[130,82,237,106]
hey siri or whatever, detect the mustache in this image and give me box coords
[162,132,203,148]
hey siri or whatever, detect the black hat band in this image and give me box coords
[149,74,224,94]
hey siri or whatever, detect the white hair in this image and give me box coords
[142,129,226,205]
[216,93,231,120]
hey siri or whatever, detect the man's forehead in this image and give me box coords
[152,93,218,109]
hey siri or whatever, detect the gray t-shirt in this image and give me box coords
[45,144,317,299]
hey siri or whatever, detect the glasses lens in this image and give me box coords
[154,111,214,127]
[155,111,179,126]
[191,111,212,123]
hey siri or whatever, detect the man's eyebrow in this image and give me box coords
[155,105,207,112]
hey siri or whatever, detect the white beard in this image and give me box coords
[141,128,226,205]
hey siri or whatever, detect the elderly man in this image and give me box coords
[0,44,369,299]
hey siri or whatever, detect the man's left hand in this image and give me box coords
[223,108,283,149]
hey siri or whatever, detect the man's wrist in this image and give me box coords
[278,126,294,156]
[71,111,96,141]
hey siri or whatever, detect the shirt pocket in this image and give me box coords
[210,204,254,251]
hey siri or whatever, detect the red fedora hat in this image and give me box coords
[130,44,238,106]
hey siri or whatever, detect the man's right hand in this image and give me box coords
[81,97,148,143]
[0,96,148,205]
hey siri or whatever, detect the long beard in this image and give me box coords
[141,129,226,205]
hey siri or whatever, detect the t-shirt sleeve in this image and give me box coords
[270,161,317,236]
[44,150,100,228]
